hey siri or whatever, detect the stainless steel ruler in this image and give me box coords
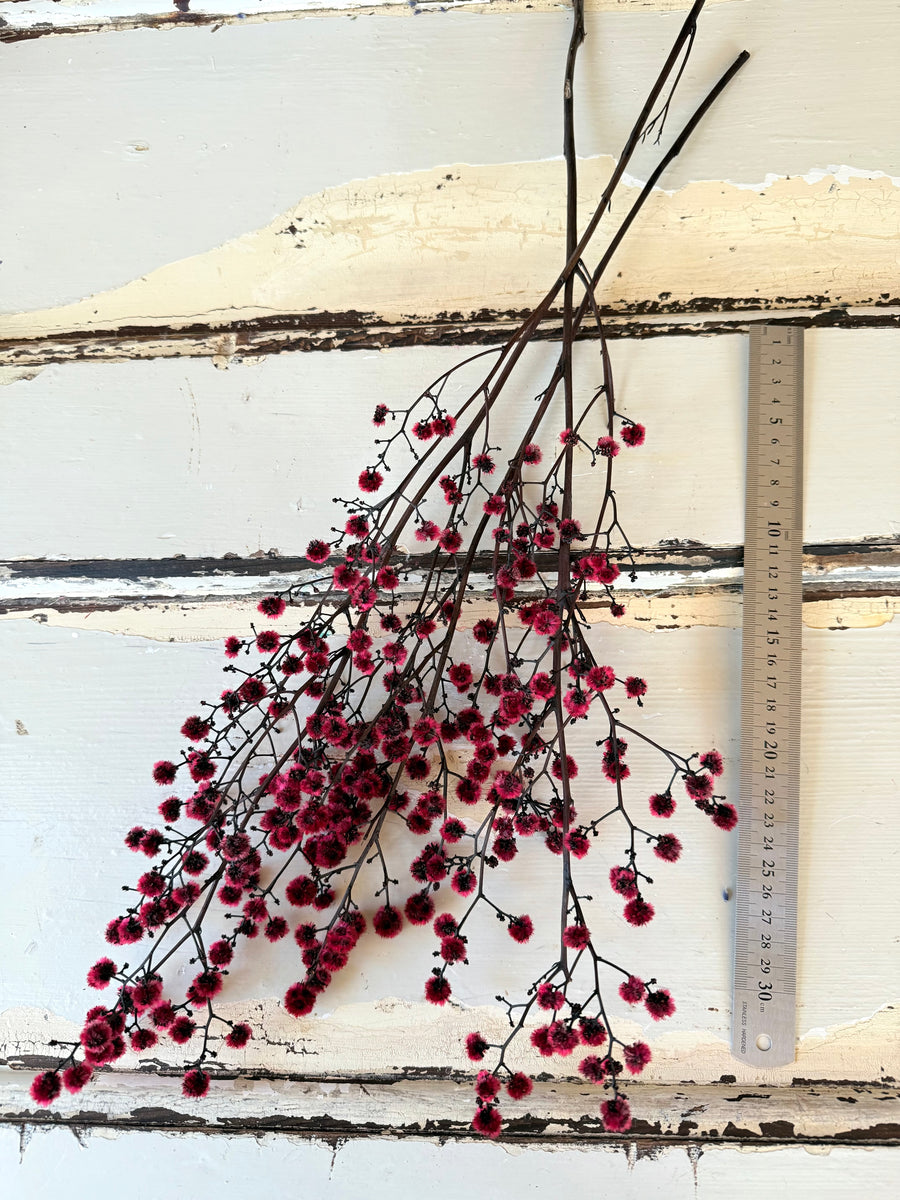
[732,325,803,1068]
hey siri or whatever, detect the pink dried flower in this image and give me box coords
[466,1032,489,1062]
[623,1041,652,1074]
[684,772,713,801]
[609,866,638,899]
[601,1096,632,1132]
[701,749,724,776]
[472,1105,503,1138]
[548,1023,579,1055]
[562,924,590,950]
[475,1070,502,1101]
[169,1016,197,1044]
[226,1023,253,1049]
[649,792,676,818]
[619,976,645,1004]
[152,761,177,786]
[585,664,615,691]
[284,983,317,1018]
[712,803,739,831]
[645,988,676,1021]
[536,982,565,1011]
[358,468,383,493]
[506,1072,533,1100]
[257,595,286,619]
[508,915,534,944]
[654,834,682,862]
[373,906,403,939]
[30,1071,62,1107]
[181,715,211,741]
[425,975,452,1005]
[182,1069,210,1099]
[578,1016,608,1047]
[63,1062,93,1094]
[623,897,655,927]
[86,958,117,990]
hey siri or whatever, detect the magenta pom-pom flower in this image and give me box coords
[601,1096,632,1132]
[30,1072,62,1107]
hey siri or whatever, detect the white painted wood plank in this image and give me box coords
[1,0,898,314]
[1,331,897,560]
[2,1123,898,1200]
[2,617,897,1084]
[3,1071,897,1142]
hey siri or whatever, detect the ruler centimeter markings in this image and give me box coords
[731,325,803,1069]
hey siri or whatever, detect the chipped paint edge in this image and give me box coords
[1,1073,897,1146]
[0,1,747,45]
[3,162,898,343]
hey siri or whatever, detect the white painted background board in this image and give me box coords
[2,615,897,1083]
[3,0,899,312]
[1,330,898,561]
[4,1127,898,1200]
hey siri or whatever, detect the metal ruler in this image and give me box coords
[732,325,803,1068]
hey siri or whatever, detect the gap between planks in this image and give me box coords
[1,543,896,601]
[2,308,898,367]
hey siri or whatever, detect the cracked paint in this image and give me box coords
[1,162,897,341]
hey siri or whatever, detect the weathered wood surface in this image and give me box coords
[0,0,742,42]
[4,162,897,345]
[3,546,898,620]
[2,0,898,331]
[2,1071,898,1144]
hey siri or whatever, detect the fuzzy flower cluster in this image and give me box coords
[33,19,739,1127]
[32,346,734,1135]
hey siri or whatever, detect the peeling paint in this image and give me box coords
[0,1,747,45]
[4,310,900,368]
[1,541,897,639]
[3,1000,899,1093]
[1,590,897,642]
[2,161,896,342]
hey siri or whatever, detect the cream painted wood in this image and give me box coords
[2,1,898,315]
[2,616,897,1086]
[1,331,897,561]
[5,162,895,342]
